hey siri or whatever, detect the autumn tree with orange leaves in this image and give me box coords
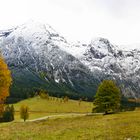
[0,55,12,117]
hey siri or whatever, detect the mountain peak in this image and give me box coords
[91,37,111,46]
[14,20,57,36]
[2,20,61,46]
[89,37,115,55]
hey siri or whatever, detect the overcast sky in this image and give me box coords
[1,0,140,45]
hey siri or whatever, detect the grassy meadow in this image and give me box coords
[1,111,140,139]
[0,96,139,139]
[13,96,93,120]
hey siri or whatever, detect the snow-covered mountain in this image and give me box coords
[0,21,140,99]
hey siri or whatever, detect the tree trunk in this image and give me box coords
[105,111,108,115]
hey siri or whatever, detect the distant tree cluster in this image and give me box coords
[3,105,15,122]
[63,96,69,103]
[39,90,49,100]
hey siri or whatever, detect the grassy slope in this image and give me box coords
[1,111,140,139]
[13,96,93,120]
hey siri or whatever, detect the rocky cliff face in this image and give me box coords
[0,21,140,99]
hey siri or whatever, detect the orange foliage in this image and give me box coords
[0,56,12,116]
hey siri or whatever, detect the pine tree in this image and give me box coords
[93,80,121,114]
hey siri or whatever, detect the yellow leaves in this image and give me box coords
[0,55,12,116]
[20,105,29,122]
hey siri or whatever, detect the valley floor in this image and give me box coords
[1,111,140,140]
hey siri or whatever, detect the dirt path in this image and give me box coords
[27,113,102,122]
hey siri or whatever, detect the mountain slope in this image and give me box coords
[57,37,140,98]
[0,21,99,100]
[0,21,140,99]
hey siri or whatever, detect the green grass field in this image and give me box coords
[1,111,140,139]
[0,97,140,139]
[13,96,93,120]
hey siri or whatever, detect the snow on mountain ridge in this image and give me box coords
[0,21,140,98]
[7,20,58,41]
[119,44,140,51]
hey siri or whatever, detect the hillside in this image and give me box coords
[13,96,93,120]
